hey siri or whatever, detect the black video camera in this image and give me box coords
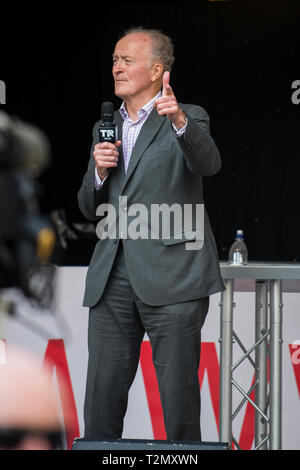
[0,111,55,308]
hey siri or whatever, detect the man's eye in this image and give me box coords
[112,58,132,65]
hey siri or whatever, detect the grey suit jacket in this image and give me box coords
[78,103,225,307]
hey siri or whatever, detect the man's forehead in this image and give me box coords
[114,33,152,53]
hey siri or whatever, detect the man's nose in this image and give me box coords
[113,60,124,73]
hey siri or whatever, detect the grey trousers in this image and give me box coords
[84,243,209,441]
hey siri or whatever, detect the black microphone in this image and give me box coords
[99,102,118,143]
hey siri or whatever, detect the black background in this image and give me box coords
[1,0,299,264]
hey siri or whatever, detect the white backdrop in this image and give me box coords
[1,267,300,450]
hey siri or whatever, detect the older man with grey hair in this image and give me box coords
[78,26,224,442]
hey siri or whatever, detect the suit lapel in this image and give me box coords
[115,111,125,187]
[121,108,165,193]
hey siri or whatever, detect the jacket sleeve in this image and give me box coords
[77,122,110,221]
[177,104,222,176]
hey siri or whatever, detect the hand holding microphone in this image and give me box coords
[93,102,121,181]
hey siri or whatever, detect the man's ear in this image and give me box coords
[151,62,164,82]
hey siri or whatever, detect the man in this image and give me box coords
[78,27,224,441]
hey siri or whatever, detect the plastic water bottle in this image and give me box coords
[228,230,248,265]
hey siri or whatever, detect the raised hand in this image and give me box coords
[155,71,186,129]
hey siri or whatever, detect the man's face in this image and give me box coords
[112,33,157,101]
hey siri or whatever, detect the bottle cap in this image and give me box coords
[236,229,244,239]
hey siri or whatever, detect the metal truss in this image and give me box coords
[218,279,282,450]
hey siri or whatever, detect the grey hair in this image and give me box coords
[121,26,175,72]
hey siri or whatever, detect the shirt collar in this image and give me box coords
[119,91,162,121]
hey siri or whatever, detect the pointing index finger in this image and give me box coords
[162,71,172,96]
